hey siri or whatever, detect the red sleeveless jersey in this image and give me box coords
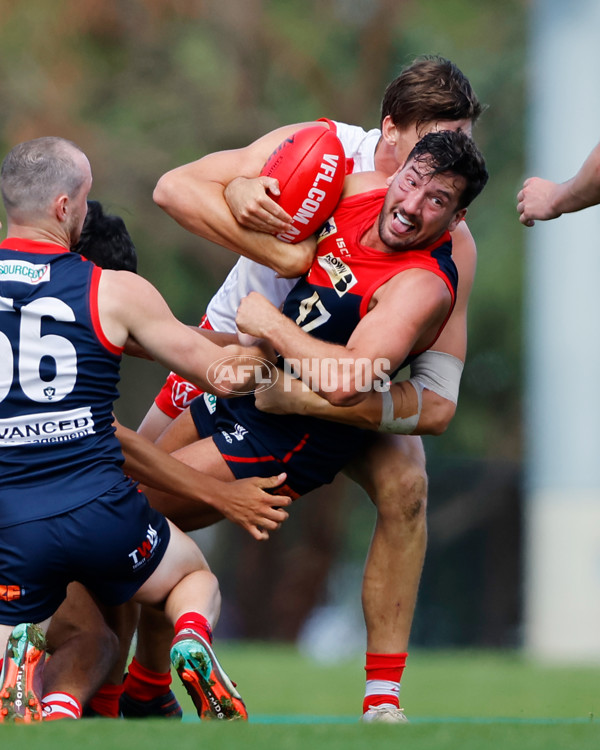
[282,188,458,360]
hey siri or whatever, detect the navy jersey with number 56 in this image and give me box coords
[0,238,127,528]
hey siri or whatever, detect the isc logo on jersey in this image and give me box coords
[317,252,357,297]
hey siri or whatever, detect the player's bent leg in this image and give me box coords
[135,521,247,720]
[44,583,120,716]
[345,433,427,723]
[154,406,205,454]
[120,408,215,718]
[121,434,234,718]
[137,401,176,442]
[86,599,142,718]
[120,605,182,720]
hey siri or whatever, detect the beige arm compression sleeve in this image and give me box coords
[378,351,464,434]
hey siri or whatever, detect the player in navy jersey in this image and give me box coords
[124,129,488,720]
[0,137,288,722]
[35,200,290,720]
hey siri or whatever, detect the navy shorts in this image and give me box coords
[190,392,368,498]
[0,482,170,625]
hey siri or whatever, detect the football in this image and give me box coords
[260,125,345,243]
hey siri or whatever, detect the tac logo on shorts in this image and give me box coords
[0,584,23,601]
[128,524,159,570]
[317,252,357,296]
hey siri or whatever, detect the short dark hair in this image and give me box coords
[381,55,484,132]
[73,200,138,272]
[406,130,489,210]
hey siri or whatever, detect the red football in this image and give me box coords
[260,125,346,243]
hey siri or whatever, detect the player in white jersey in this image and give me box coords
[133,55,484,723]
[203,123,381,332]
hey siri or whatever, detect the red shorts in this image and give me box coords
[154,315,212,418]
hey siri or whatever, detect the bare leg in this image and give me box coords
[133,435,235,673]
[44,583,119,704]
[345,433,427,653]
[135,521,246,720]
[141,414,233,529]
[98,600,140,685]
[131,605,174,675]
[137,402,175,442]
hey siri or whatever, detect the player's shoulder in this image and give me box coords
[450,220,477,271]
[99,267,141,288]
[327,120,380,147]
[98,268,159,310]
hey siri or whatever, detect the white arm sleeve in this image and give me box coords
[378,351,464,434]
[410,350,464,404]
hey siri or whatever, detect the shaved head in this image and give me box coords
[1,137,90,224]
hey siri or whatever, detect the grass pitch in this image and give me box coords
[1,644,598,750]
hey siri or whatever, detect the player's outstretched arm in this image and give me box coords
[153,122,323,277]
[97,269,266,397]
[517,141,600,226]
[114,419,291,540]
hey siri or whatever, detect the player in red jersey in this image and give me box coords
[134,56,484,723]
[130,129,488,722]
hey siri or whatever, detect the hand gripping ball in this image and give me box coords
[260,126,345,243]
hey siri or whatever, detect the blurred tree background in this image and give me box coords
[0,0,528,649]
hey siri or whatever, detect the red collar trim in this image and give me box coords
[0,237,70,255]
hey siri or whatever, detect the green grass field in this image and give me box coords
[2,643,599,750]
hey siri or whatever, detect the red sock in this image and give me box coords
[173,612,213,644]
[363,652,408,713]
[123,657,172,702]
[87,682,124,718]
